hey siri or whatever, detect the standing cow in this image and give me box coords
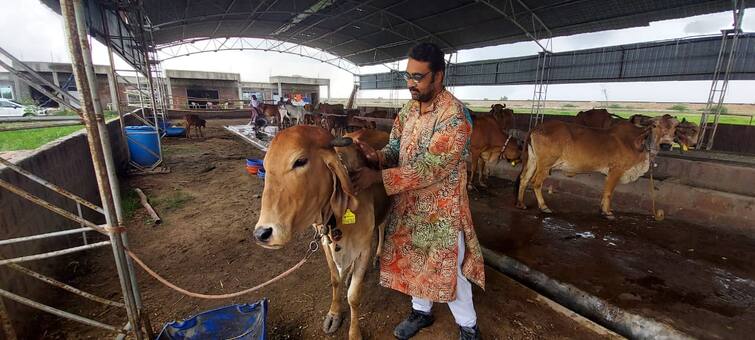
[516,116,679,219]
[253,126,389,340]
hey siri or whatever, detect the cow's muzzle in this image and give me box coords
[660,143,672,151]
[253,226,274,243]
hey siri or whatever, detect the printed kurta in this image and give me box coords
[378,89,485,302]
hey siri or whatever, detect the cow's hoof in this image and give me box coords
[602,212,616,220]
[323,312,343,334]
[515,202,527,210]
[540,207,553,214]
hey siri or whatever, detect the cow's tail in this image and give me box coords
[514,133,532,198]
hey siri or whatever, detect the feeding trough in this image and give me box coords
[157,299,268,340]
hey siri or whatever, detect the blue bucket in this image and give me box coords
[125,126,160,167]
[165,126,186,137]
[257,168,266,179]
[246,159,263,167]
[157,299,268,340]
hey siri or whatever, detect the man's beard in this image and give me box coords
[410,88,434,102]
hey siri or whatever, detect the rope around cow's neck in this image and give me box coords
[124,240,319,300]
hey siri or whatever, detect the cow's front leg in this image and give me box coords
[347,251,370,340]
[601,170,622,220]
[322,245,344,334]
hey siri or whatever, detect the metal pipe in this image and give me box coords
[0,296,17,340]
[0,241,111,266]
[5,262,125,308]
[0,288,121,333]
[0,178,101,230]
[0,58,81,113]
[101,6,130,164]
[0,227,94,246]
[61,1,143,338]
[0,46,82,106]
[482,247,693,340]
[77,202,89,245]
[0,157,103,213]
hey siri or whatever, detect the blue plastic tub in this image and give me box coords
[246,159,263,167]
[157,299,268,340]
[165,126,187,137]
[125,126,160,167]
[257,168,266,179]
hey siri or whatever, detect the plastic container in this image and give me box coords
[165,126,186,137]
[246,159,263,175]
[257,168,266,179]
[157,299,268,340]
[125,126,160,167]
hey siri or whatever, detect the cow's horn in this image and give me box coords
[329,136,353,147]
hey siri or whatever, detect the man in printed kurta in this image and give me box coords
[352,43,485,340]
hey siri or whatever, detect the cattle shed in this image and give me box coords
[0,0,753,339]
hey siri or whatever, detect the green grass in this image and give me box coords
[154,191,194,212]
[468,106,754,126]
[120,187,140,220]
[0,125,84,151]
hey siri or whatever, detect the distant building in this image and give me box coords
[0,61,330,110]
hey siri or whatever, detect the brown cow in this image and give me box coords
[253,126,389,340]
[516,116,679,219]
[469,115,522,189]
[316,103,345,115]
[574,109,624,129]
[631,114,699,151]
[490,103,515,131]
[184,114,206,138]
[258,103,281,127]
[674,118,700,150]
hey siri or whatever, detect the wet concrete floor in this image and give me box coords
[470,178,755,340]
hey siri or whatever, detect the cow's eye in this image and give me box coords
[293,158,308,168]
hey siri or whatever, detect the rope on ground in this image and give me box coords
[124,240,319,300]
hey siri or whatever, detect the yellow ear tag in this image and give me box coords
[682,144,689,151]
[342,209,356,225]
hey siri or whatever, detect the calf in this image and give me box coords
[469,114,521,189]
[516,116,679,219]
[184,114,206,138]
[253,126,389,340]
[575,109,624,129]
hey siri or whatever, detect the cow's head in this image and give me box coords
[636,115,679,153]
[253,126,357,248]
[674,118,699,151]
[500,135,523,164]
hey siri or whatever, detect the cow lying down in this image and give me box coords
[253,126,389,340]
[516,116,679,219]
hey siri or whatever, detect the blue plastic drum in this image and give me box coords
[125,126,160,167]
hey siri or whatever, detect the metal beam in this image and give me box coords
[156,37,360,74]
[476,0,552,51]
[210,0,240,37]
[236,0,281,36]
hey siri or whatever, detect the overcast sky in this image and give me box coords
[1,1,754,103]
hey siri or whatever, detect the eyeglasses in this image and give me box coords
[401,71,431,84]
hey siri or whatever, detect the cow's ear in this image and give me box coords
[322,150,359,213]
[491,104,495,109]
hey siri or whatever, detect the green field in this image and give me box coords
[0,125,84,151]
[469,107,754,126]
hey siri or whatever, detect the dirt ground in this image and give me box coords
[472,179,755,340]
[35,119,609,340]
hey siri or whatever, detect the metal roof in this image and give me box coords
[360,33,755,88]
[141,0,752,66]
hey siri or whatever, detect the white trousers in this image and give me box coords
[411,232,477,328]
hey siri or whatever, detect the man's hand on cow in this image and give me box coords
[351,167,382,193]
[355,140,380,168]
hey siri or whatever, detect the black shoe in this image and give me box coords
[393,309,434,339]
[459,325,481,340]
